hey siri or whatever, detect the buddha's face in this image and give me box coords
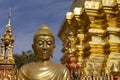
[33,35,55,60]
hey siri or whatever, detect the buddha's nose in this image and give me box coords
[43,42,47,49]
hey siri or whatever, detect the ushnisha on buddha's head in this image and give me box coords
[32,24,55,61]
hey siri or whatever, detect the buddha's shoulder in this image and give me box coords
[20,61,67,70]
[20,62,37,69]
[50,61,67,69]
[20,61,69,74]
[51,61,64,67]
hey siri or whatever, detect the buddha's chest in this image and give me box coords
[27,67,61,80]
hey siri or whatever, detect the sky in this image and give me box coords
[0,0,73,62]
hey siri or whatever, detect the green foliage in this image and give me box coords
[13,50,37,69]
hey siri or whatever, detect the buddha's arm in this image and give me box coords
[63,68,71,80]
[16,69,28,80]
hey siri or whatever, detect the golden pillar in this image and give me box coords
[73,7,90,66]
[65,12,77,56]
[102,0,120,74]
[59,21,72,64]
[83,1,109,76]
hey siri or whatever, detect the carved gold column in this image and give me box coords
[66,12,78,35]
[60,38,70,64]
[65,12,78,56]
[73,7,90,66]
[102,0,120,74]
[83,1,109,76]
[117,0,120,9]
[59,21,71,64]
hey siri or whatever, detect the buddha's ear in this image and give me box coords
[51,44,55,58]
[32,44,36,54]
[51,54,53,58]
[32,44,34,50]
[53,44,56,49]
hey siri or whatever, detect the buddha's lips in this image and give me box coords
[42,50,48,54]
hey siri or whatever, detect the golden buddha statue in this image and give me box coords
[16,25,71,80]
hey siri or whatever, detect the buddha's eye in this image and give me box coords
[38,41,43,46]
[47,41,52,46]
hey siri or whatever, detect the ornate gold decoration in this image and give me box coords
[102,0,120,75]
[85,1,102,10]
[66,12,78,35]
[58,0,120,79]
[83,1,109,76]
[0,9,15,80]
[73,7,90,67]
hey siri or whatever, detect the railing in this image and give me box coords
[80,75,114,80]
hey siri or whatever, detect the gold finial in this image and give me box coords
[8,8,12,18]
[8,8,12,25]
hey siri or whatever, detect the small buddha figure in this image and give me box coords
[16,24,71,80]
[66,56,80,80]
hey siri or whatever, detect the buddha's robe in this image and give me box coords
[17,61,70,80]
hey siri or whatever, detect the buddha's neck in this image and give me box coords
[37,58,50,63]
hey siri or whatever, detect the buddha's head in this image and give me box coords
[32,24,55,60]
